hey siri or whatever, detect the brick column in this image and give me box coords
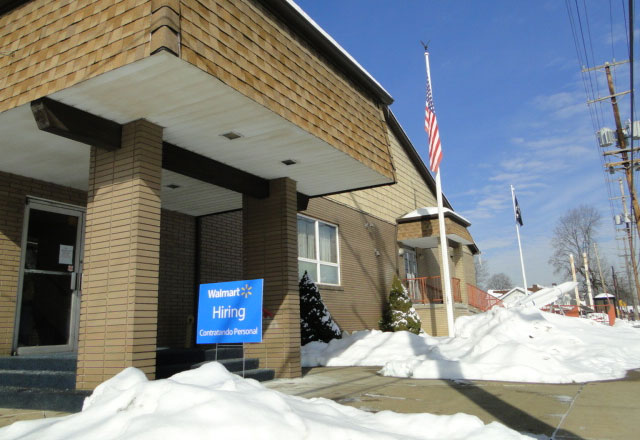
[243,178,300,378]
[76,120,162,390]
[435,242,453,336]
[451,245,468,304]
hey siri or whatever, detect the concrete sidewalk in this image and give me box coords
[0,408,68,428]
[1,367,637,438]
[265,367,640,439]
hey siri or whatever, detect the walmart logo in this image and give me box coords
[240,284,253,299]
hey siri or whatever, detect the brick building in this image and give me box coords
[0,0,479,395]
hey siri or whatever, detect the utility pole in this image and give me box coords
[583,252,594,307]
[612,266,621,317]
[584,60,640,318]
[618,178,640,319]
[569,253,581,308]
[593,243,607,294]
[604,63,640,242]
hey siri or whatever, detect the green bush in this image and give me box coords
[379,275,422,334]
[299,271,342,345]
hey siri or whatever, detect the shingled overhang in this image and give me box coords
[0,0,395,216]
[397,207,479,254]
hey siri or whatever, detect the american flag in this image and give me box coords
[424,65,442,173]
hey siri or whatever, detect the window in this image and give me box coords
[297,215,340,285]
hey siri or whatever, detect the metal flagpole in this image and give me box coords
[425,49,455,337]
[511,185,528,293]
[435,170,455,336]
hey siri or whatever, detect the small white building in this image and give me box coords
[496,287,528,307]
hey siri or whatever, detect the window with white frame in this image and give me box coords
[297,215,340,285]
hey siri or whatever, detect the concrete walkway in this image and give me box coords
[0,409,68,428]
[265,367,640,439]
[1,367,637,438]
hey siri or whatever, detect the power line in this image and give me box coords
[629,0,635,201]
[622,0,631,52]
[610,0,618,60]
[566,1,640,293]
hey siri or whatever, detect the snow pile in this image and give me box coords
[303,307,640,383]
[0,363,529,440]
[613,318,640,328]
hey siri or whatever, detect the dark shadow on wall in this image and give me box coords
[339,194,398,328]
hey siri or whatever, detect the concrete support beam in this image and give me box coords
[76,120,163,390]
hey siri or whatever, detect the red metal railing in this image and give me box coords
[540,303,616,326]
[403,276,461,304]
[467,284,503,311]
[540,305,580,317]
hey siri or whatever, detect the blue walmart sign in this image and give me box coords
[196,279,263,344]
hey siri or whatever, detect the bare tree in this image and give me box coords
[548,205,603,292]
[486,273,514,290]
[474,256,489,290]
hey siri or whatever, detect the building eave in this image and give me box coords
[256,0,394,106]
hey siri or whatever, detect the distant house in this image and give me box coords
[496,287,529,307]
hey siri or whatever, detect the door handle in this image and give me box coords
[70,272,82,291]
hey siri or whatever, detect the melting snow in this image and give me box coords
[0,362,529,440]
[302,306,640,383]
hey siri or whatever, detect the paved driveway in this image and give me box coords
[266,367,640,440]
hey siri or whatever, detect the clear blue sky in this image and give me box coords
[295,0,638,287]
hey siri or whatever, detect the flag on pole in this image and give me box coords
[424,55,442,173]
[511,185,528,292]
[514,194,523,226]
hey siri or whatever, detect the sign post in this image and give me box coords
[196,279,263,345]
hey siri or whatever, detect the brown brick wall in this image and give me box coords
[0,171,86,355]
[200,210,243,284]
[243,178,300,378]
[301,197,398,332]
[416,248,441,278]
[451,245,468,304]
[463,248,476,287]
[157,209,195,348]
[416,305,476,336]
[397,217,472,243]
[179,0,394,180]
[0,0,153,113]
[76,119,162,390]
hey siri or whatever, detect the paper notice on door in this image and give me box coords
[59,245,74,265]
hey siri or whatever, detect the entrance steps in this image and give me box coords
[0,354,89,413]
[155,346,275,382]
[0,348,275,414]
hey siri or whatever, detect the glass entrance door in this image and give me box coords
[14,199,84,354]
[404,249,417,279]
[403,249,418,301]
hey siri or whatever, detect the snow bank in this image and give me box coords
[303,307,640,383]
[1,362,529,440]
